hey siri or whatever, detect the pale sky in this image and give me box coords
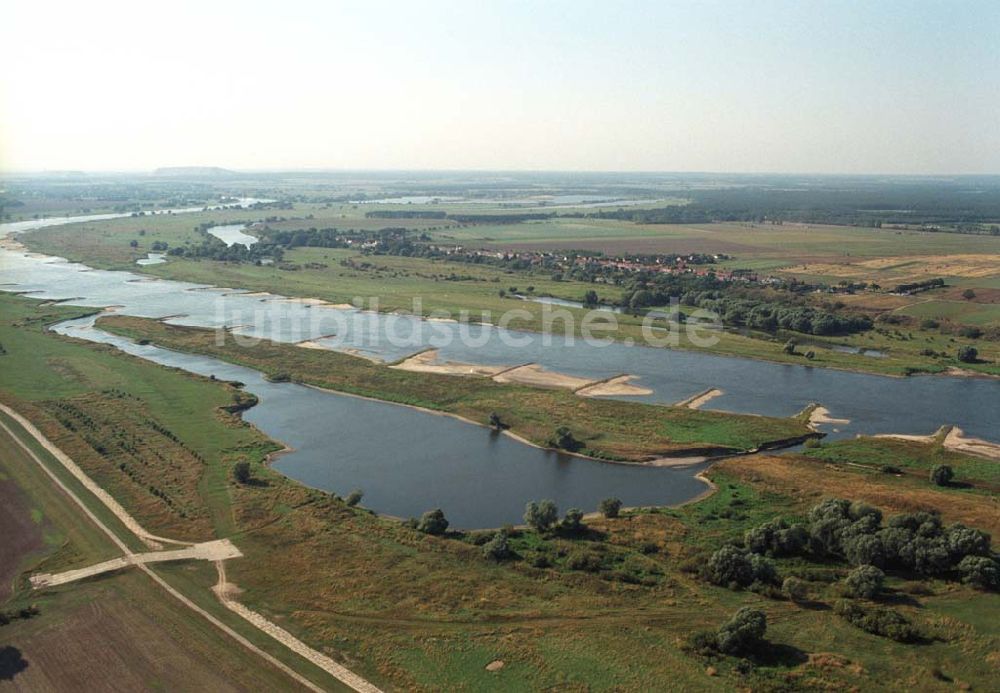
[2,0,999,174]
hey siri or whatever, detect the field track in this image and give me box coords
[0,403,381,693]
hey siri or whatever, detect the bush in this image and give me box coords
[560,508,585,533]
[956,345,978,363]
[686,630,720,656]
[834,600,921,642]
[958,555,1000,590]
[705,546,775,588]
[551,426,582,452]
[524,500,559,532]
[844,565,885,598]
[599,497,622,518]
[344,489,364,507]
[417,508,449,535]
[930,465,954,486]
[482,531,512,562]
[566,550,603,572]
[232,460,252,484]
[745,519,808,557]
[716,608,767,655]
[782,576,809,602]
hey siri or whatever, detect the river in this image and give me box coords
[1,207,996,526]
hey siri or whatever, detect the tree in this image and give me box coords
[482,530,511,561]
[561,508,584,533]
[583,289,599,307]
[233,460,251,484]
[962,288,976,300]
[958,556,1000,590]
[783,339,797,355]
[488,412,505,430]
[844,564,885,598]
[957,346,978,363]
[945,524,991,559]
[129,239,139,248]
[599,497,622,518]
[704,545,776,588]
[524,500,559,532]
[345,489,364,506]
[551,426,581,452]
[844,534,887,567]
[930,465,954,486]
[716,607,767,655]
[417,508,449,535]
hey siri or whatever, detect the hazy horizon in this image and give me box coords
[3,0,999,175]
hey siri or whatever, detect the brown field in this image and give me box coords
[0,571,302,692]
[0,479,45,602]
[779,254,1000,283]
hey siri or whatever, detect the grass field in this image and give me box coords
[18,203,999,376]
[1,292,997,690]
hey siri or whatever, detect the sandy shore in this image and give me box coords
[645,455,709,468]
[391,349,507,377]
[876,426,1000,461]
[676,388,723,409]
[296,340,331,351]
[576,375,653,397]
[808,405,850,429]
[944,427,1000,460]
[492,363,595,390]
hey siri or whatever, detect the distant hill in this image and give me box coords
[153,166,237,178]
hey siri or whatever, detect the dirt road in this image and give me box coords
[0,404,382,693]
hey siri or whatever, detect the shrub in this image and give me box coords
[344,489,364,507]
[551,426,582,452]
[834,600,921,642]
[566,550,603,572]
[524,500,559,532]
[716,608,767,655]
[782,576,808,602]
[232,460,252,484]
[961,288,976,300]
[705,546,775,588]
[958,555,1000,590]
[417,508,449,535]
[956,345,978,363]
[958,326,982,339]
[482,531,512,561]
[930,465,954,486]
[599,497,622,518]
[844,565,885,598]
[560,508,585,533]
[745,519,808,557]
[686,630,720,656]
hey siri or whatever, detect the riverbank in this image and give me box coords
[96,314,816,461]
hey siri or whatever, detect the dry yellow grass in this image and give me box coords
[717,454,1000,536]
